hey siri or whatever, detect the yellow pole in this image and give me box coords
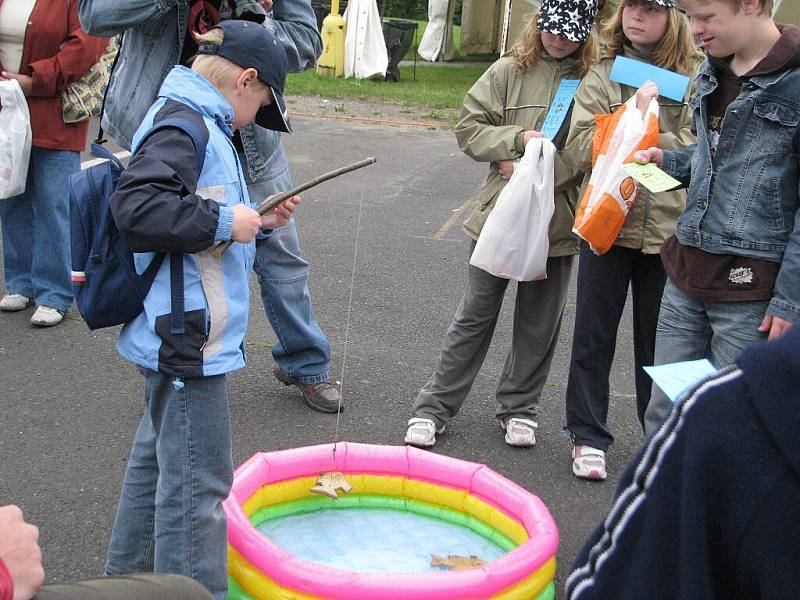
[316,0,345,77]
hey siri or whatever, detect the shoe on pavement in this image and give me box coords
[30,305,64,327]
[501,418,537,447]
[273,366,343,413]
[404,417,445,448]
[572,445,607,480]
[0,293,32,312]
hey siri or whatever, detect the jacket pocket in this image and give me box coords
[753,98,800,127]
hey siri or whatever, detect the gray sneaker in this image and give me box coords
[273,366,343,413]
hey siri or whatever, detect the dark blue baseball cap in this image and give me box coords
[197,19,292,133]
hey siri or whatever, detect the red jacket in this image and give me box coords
[0,557,12,600]
[0,0,109,151]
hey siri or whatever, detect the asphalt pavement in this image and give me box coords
[1,115,646,597]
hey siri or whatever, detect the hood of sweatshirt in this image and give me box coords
[157,65,235,137]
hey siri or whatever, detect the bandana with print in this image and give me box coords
[537,0,598,43]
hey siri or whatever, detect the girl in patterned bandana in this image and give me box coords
[563,0,702,481]
[404,0,598,451]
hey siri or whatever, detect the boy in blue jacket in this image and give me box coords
[106,20,299,600]
[635,0,799,434]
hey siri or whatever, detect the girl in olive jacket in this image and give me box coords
[404,0,598,450]
[563,0,702,480]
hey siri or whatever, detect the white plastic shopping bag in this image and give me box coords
[470,137,556,281]
[0,79,32,199]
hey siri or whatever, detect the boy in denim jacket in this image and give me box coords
[105,21,299,599]
[635,0,800,434]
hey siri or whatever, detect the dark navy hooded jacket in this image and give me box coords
[567,328,800,599]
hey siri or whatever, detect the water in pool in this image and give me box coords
[257,507,507,573]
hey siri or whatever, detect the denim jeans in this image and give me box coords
[643,278,769,436]
[243,150,332,384]
[0,147,78,312]
[106,369,233,600]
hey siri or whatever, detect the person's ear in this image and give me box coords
[237,67,259,92]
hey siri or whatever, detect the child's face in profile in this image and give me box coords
[541,32,580,59]
[681,0,747,57]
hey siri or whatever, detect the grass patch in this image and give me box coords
[287,63,487,111]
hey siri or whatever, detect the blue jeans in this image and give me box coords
[242,150,332,384]
[106,369,233,600]
[643,278,769,435]
[0,147,78,312]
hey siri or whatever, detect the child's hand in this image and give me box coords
[633,147,664,167]
[635,81,659,114]
[231,204,263,242]
[495,160,516,180]
[260,194,300,230]
[522,130,543,146]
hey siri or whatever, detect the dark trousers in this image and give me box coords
[565,243,666,451]
[33,574,213,600]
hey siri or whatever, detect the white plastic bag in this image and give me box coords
[0,79,32,199]
[470,137,556,281]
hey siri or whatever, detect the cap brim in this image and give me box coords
[255,88,292,133]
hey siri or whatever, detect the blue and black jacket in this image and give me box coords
[111,65,254,378]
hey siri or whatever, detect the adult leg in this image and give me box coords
[495,256,573,423]
[413,248,510,429]
[564,244,634,452]
[0,160,36,300]
[643,279,712,436]
[630,252,667,428]
[29,148,76,312]
[243,151,332,385]
[33,574,213,600]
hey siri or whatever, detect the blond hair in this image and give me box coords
[512,9,599,78]
[192,29,268,92]
[601,1,703,75]
[679,0,773,15]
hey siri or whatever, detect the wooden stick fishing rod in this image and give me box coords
[211,156,377,257]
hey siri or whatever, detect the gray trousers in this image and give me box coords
[413,251,573,428]
[33,574,213,600]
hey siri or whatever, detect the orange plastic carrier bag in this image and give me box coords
[572,96,660,255]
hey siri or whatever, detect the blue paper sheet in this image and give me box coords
[539,79,580,140]
[609,56,690,102]
[644,359,718,403]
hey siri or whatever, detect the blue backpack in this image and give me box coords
[69,118,207,330]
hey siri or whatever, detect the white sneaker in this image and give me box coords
[404,418,445,448]
[0,293,32,311]
[572,445,607,480]
[30,306,64,327]
[501,418,537,447]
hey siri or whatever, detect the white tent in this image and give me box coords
[343,0,389,78]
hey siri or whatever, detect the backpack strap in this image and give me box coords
[134,116,209,334]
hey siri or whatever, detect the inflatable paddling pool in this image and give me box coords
[225,442,558,599]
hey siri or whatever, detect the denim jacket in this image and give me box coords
[77,0,321,184]
[662,59,800,322]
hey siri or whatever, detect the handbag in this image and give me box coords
[469,137,556,282]
[0,79,32,199]
[60,35,119,124]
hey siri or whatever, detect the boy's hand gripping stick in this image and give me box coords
[211,156,377,257]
